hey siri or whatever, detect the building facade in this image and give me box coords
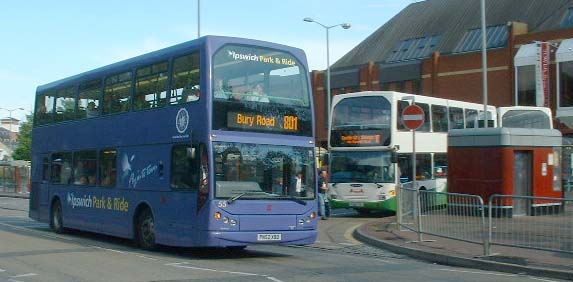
[311,0,573,148]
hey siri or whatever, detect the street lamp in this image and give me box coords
[480,0,488,127]
[0,107,25,153]
[303,17,351,131]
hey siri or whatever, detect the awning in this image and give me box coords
[556,38,573,62]
[514,43,537,66]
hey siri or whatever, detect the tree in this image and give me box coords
[13,114,33,161]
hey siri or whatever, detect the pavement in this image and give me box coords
[354,216,573,281]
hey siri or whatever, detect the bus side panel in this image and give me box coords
[154,191,200,247]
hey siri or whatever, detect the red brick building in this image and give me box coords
[311,0,573,148]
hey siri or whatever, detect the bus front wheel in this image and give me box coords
[50,200,65,234]
[136,209,157,250]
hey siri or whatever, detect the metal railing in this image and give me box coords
[397,186,573,256]
[489,195,573,254]
[0,165,30,194]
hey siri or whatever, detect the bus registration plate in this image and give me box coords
[257,233,282,241]
[349,202,364,207]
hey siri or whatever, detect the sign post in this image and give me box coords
[402,104,425,242]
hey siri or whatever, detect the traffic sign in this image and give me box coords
[402,105,425,130]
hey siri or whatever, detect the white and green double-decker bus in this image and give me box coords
[327,91,496,213]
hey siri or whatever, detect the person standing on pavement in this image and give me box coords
[318,168,330,220]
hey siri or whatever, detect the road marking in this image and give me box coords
[91,246,126,254]
[11,273,37,278]
[527,277,559,282]
[266,276,284,282]
[89,245,158,261]
[167,262,260,276]
[0,268,5,272]
[0,222,74,241]
[166,262,262,277]
[136,255,158,261]
[8,279,23,282]
[437,268,517,277]
[343,223,363,244]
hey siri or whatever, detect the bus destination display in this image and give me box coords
[228,112,299,133]
[331,130,386,147]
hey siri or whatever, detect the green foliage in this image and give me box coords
[12,114,32,161]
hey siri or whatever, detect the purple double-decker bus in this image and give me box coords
[29,36,318,250]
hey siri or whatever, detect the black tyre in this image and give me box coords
[50,200,65,234]
[355,208,370,216]
[136,209,157,250]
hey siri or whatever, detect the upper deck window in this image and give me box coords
[35,91,56,126]
[212,45,311,136]
[170,52,200,105]
[134,61,168,110]
[55,86,76,123]
[78,79,101,119]
[103,71,132,115]
[501,110,551,129]
[331,96,391,147]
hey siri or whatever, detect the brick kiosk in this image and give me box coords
[448,128,562,216]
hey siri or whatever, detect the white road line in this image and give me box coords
[0,268,5,272]
[527,276,559,282]
[89,245,158,261]
[0,222,75,241]
[136,255,158,261]
[437,268,518,277]
[7,279,23,282]
[267,276,284,282]
[166,262,261,276]
[91,246,126,254]
[11,273,37,278]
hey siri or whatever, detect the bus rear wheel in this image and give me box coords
[50,200,65,234]
[136,209,157,250]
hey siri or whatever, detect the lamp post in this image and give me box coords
[0,107,24,153]
[303,18,351,131]
[197,0,201,38]
[480,0,488,127]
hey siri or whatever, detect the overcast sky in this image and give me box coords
[0,0,415,122]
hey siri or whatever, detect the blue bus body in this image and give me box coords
[29,36,317,248]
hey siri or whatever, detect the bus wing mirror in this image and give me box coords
[391,152,398,163]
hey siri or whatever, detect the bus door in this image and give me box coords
[30,155,50,221]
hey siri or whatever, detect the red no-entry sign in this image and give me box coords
[402,105,425,130]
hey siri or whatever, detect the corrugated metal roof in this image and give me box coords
[333,0,573,69]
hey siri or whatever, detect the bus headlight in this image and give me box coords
[223,217,229,224]
[214,212,222,220]
[230,219,237,226]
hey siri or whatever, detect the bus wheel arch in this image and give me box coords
[133,203,157,250]
[50,197,65,234]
